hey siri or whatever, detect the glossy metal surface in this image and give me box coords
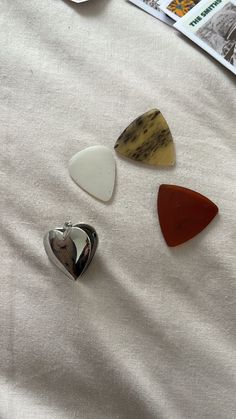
[76,223,98,268]
[44,222,98,280]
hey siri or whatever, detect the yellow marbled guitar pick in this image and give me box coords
[114,109,175,166]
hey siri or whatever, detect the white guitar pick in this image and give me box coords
[69,146,116,202]
[69,1,89,3]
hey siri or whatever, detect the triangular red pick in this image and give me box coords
[157,184,218,247]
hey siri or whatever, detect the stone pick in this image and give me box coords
[69,146,116,202]
[157,184,218,247]
[114,109,175,166]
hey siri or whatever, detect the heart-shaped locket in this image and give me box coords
[44,222,98,280]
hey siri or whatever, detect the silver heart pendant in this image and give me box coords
[44,221,98,280]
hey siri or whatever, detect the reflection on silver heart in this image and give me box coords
[44,222,98,280]
[76,224,98,268]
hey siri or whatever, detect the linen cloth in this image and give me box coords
[1,0,236,418]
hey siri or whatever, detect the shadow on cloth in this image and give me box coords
[62,0,110,16]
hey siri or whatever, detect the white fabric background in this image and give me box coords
[1,0,236,418]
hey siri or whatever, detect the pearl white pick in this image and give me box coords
[69,146,116,202]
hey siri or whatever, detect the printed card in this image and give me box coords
[129,0,175,26]
[174,0,236,74]
[160,0,201,21]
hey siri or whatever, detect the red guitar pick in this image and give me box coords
[157,184,218,247]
